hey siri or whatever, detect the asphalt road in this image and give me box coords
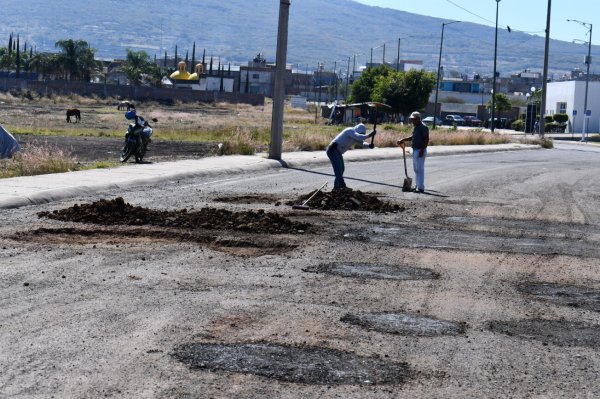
[1,143,599,398]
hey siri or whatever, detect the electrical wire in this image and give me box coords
[444,0,544,34]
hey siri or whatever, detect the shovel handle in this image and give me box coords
[301,181,328,206]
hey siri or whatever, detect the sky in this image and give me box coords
[354,0,599,45]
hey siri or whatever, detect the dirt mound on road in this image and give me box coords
[288,188,404,212]
[38,197,309,234]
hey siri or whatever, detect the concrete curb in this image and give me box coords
[0,144,540,210]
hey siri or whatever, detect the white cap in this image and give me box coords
[409,111,421,120]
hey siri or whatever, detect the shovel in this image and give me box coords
[401,145,413,192]
[292,182,328,210]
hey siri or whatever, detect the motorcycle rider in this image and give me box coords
[124,110,150,148]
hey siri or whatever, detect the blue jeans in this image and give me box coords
[412,148,427,191]
[326,146,346,188]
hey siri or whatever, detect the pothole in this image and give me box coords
[341,312,467,336]
[13,227,297,256]
[488,319,600,347]
[518,282,600,312]
[37,197,309,234]
[213,194,281,205]
[303,262,439,280]
[172,342,410,385]
[287,188,405,212]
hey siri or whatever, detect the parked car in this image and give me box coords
[444,115,465,126]
[463,116,482,127]
[422,116,443,126]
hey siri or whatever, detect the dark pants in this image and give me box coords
[326,146,346,188]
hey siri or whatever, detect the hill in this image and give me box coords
[1,0,596,77]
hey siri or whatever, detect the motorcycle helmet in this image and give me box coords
[125,110,137,120]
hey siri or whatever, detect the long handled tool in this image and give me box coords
[368,105,378,149]
[401,145,413,192]
[292,182,328,210]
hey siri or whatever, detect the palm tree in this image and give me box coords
[54,39,98,81]
[122,49,153,86]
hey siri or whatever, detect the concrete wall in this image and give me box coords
[0,78,265,106]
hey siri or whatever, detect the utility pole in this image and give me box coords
[345,57,350,102]
[491,0,500,133]
[540,0,551,138]
[333,60,338,101]
[568,18,593,141]
[396,38,401,71]
[269,0,290,160]
[382,43,386,65]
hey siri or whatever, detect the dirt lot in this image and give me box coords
[1,99,272,164]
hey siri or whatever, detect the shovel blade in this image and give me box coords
[402,177,413,192]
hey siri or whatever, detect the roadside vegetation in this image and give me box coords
[0,140,120,178]
[1,92,515,178]
[519,137,554,149]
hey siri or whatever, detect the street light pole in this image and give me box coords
[568,18,592,142]
[433,21,460,129]
[491,0,500,133]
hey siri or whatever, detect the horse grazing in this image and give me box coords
[117,101,135,111]
[66,109,81,123]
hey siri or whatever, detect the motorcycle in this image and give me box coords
[119,115,154,163]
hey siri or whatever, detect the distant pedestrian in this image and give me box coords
[397,111,429,193]
[326,123,375,189]
[534,119,539,134]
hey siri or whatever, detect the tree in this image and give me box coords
[487,92,512,113]
[122,49,153,86]
[349,64,393,103]
[54,39,98,81]
[371,69,436,119]
[190,42,196,73]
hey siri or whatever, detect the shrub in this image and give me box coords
[520,137,554,149]
[553,113,569,124]
[511,119,525,131]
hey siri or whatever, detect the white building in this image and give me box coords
[546,81,600,133]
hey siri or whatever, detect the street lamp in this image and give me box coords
[491,0,501,133]
[567,18,592,142]
[433,20,460,129]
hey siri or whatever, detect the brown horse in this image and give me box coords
[66,109,81,123]
[117,101,135,111]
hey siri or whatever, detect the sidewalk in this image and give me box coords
[0,143,539,209]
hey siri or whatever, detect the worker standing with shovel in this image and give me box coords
[326,123,375,189]
[398,111,429,193]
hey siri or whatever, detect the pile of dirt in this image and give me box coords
[37,197,309,234]
[288,188,404,212]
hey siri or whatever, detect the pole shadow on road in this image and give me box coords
[287,167,450,197]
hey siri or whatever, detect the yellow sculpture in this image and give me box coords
[189,63,204,81]
[169,61,192,81]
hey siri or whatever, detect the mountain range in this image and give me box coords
[2,0,597,78]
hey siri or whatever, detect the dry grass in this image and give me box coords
[519,137,554,148]
[430,131,511,146]
[0,141,78,178]
[1,92,514,168]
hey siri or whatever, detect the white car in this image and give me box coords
[422,116,443,126]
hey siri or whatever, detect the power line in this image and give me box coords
[444,0,543,35]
